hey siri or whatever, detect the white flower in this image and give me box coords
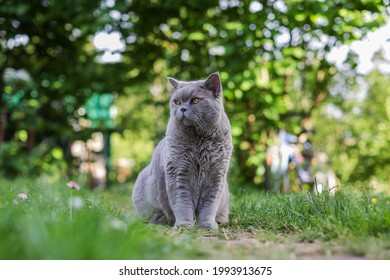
[110,219,127,231]
[17,193,28,200]
[69,196,84,209]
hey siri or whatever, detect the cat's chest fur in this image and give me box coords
[166,132,231,175]
[194,137,229,168]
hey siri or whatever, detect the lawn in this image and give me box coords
[0,176,389,259]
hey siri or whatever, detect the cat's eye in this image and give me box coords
[173,99,181,105]
[191,98,200,104]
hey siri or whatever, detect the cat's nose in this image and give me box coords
[181,107,187,112]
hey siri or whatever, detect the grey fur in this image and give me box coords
[132,72,232,229]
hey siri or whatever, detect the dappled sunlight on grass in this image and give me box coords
[230,187,390,240]
[0,177,389,259]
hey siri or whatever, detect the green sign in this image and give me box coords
[85,93,115,128]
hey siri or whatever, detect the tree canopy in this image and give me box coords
[1,0,389,187]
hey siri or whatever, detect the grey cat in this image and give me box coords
[132,72,233,230]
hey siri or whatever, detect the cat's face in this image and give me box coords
[168,73,223,130]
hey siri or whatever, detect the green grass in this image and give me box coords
[231,188,390,240]
[1,176,389,259]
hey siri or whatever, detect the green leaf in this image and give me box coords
[188,32,205,41]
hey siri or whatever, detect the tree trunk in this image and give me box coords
[235,96,257,185]
[0,112,6,147]
[0,67,6,149]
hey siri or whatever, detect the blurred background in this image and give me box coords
[1,0,389,191]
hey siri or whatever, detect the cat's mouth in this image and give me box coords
[178,114,193,126]
[182,119,193,126]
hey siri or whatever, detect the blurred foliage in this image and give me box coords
[0,0,124,176]
[312,69,390,190]
[1,0,389,187]
[110,0,387,185]
[111,84,168,173]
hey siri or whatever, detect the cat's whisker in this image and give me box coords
[194,114,208,133]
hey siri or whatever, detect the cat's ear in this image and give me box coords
[204,72,222,98]
[167,77,181,90]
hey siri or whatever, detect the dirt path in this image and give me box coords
[197,236,370,260]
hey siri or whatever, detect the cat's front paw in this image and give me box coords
[174,220,194,228]
[198,220,218,230]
